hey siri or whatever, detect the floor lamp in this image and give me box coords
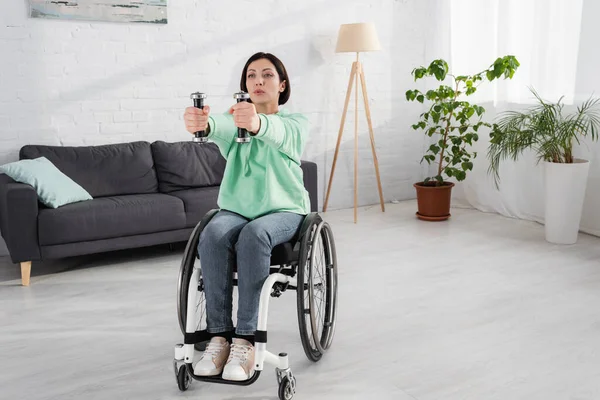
[323,22,385,223]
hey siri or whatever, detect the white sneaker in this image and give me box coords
[193,336,230,376]
[222,338,255,381]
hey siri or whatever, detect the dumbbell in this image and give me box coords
[190,92,207,143]
[233,91,251,143]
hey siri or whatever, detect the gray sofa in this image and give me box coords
[0,140,318,286]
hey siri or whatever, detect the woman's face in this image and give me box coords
[245,58,286,106]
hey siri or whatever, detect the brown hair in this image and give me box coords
[240,52,291,105]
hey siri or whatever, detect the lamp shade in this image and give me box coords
[335,22,381,53]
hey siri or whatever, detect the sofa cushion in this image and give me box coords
[168,186,220,227]
[20,141,158,198]
[151,141,226,193]
[38,193,186,246]
[0,157,93,208]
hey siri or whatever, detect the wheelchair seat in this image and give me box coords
[270,241,299,267]
[267,210,319,266]
[200,210,316,268]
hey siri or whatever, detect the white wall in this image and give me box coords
[0,0,435,256]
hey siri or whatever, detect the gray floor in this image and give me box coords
[2,200,600,400]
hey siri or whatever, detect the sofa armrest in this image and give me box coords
[0,174,41,263]
[300,160,318,212]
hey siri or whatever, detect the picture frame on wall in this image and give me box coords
[28,0,168,24]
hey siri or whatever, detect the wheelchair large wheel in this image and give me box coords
[296,217,338,362]
[177,210,218,343]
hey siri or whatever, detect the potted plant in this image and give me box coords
[487,88,600,244]
[406,56,520,221]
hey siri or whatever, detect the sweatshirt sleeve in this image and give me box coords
[207,113,237,158]
[253,112,309,164]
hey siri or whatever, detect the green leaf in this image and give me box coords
[493,62,506,79]
[462,161,473,171]
[422,155,436,164]
[417,94,425,103]
[429,144,441,154]
[428,59,449,81]
[433,105,442,113]
[508,56,520,69]
[412,67,427,80]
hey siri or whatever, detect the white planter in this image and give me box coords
[544,159,590,244]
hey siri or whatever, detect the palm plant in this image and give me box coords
[487,88,600,187]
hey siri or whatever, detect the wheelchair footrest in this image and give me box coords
[185,364,262,386]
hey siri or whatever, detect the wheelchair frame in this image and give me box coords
[173,209,338,399]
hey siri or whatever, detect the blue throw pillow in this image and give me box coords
[0,157,93,208]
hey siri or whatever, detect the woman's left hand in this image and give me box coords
[229,102,261,134]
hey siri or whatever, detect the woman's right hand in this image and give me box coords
[184,105,211,134]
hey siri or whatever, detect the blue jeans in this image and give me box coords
[197,209,304,336]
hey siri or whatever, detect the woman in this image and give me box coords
[183,52,310,381]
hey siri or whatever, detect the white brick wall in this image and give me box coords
[0,0,434,256]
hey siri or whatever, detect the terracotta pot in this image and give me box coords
[413,181,455,221]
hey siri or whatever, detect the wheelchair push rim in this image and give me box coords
[297,217,338,360]
[309,221,337,352]
[177,212,214,340]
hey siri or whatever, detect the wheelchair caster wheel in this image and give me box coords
[278,375,296,400]
[277,368,296,400]
[177,364,191,391]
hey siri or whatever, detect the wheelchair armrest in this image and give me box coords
[187,208,220,255]
[292,212,322,252]
[199,208,220,229]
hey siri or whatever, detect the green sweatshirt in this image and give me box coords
[206,108,311,220]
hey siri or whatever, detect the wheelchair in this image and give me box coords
[173,208,338,400]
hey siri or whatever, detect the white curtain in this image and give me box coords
[443,0,600,237]
[449,0,583,106]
